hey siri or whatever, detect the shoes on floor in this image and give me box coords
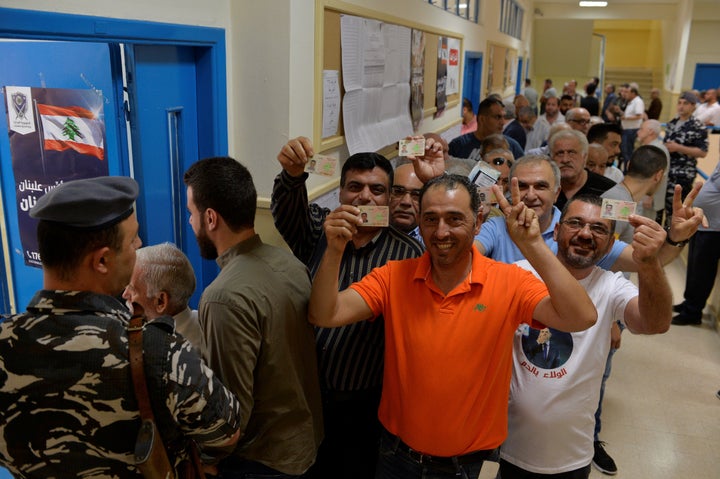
[716,389,720,401]
[672,304,684,313]
[592,441,618,476]
[671,313,702,326]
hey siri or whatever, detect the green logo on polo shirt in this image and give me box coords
[474,303,486,312]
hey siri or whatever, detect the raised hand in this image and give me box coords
[668,183,706,242]
[407,135,445,183]
[277,136,314,177]
[493,178,541,246]
[628,214,666,264]
[323,205,362,253]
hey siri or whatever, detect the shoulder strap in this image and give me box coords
[128,310,154,421]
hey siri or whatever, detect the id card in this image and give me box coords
[305,155,337,176]
[358,205,389,227]
[398,138,426,157]
[600,198,636,221]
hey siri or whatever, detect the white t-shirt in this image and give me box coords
[500,263,636,474]
[695,102,720,126]
[621,96,645,130]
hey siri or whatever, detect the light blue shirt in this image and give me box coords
[476,206,626,269]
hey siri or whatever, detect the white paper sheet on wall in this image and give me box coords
[322,70,341,138]
[341,14,413,155]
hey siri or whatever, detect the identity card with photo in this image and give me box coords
[600,198,636,222]
[468,161,501,189]
[305,154,337,176]
[398,138,426,157]
[358,205,389,227]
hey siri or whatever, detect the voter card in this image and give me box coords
[601,198,636,221]
[305,155,337,176]
[477,186,497,205]
[398,138,426,157]
[358,205,389,227]
[468,161,501,188]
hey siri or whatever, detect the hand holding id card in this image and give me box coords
[601,198,636,221]
[305,155,338,176]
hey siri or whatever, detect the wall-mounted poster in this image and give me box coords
[434,36,448,118]
[410,29,425,131]
[446,37,460,96]
[3,86,108,267]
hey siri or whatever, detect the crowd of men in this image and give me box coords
[0,78,715,479]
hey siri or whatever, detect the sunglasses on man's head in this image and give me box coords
[489,157,512,167]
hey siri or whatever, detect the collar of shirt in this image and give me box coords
[217,233,263,268]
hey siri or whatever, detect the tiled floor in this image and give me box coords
[480,257,720,479]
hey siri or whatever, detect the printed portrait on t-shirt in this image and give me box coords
[520,325,573,370]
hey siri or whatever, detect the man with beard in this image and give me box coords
[499,195,674,479]
[184,157,323,478]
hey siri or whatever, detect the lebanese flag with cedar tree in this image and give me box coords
[37,104,105,160]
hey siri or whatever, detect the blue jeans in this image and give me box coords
[376,428,488,479]
[594,346,617,441]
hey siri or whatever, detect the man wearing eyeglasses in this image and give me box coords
[390,162,425,247]
[271,137,423,479]
[449,97,525,162]
[500,194,674,479]
[551,129,616,210]
[565,107,592,136]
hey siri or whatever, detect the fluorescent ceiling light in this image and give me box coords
[579,1,608,6]
[459,3,468,7]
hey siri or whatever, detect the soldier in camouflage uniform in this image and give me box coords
[664,91,709,225]
[0,176,241,478]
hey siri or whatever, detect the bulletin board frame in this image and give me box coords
[314,0,463,153]
[485,41,518,98]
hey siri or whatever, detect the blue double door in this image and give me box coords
[0,40,214,312]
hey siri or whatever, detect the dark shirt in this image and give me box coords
[271,171,423,391]
[581,96,600,117]
[646,98,662,120]
[504,120,527,150]
[601,92,617,122]
[555,169,617,210]
[0,291,240,478]
[449,131,525,161]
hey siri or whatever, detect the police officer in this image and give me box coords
[0,176,240,478]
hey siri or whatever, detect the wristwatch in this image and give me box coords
[664,226,690,247]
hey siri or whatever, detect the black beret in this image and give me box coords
[30,176,139,230]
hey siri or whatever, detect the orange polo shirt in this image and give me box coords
[351,247,548,456]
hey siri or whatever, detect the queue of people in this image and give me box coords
[0,83,713,479]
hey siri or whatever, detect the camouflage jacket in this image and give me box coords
[0,290,240,478]
[664,115,708,184]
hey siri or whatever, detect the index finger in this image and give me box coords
[671,184,683,213]
[509,177,521,208]
[492,183,510,213]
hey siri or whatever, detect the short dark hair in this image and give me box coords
[480,134,510,156]
[477,97,505,117]
[340,152,393,188]
[184,156,257,231]
[587,123,623,144]
[560,94,574,102]
[38,221,122,280]
[462,97,474,112]
[560,194,616,235]
[626,145,668,179]
[420,174,480,217]
[585,82,597,96]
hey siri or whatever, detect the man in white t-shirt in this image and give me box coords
[499,194,675,479]
[694,87,720,126]
[620,85,645,171]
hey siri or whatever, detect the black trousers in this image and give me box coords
[678,230,720,319]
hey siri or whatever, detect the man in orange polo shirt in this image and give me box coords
[308,139,597,479]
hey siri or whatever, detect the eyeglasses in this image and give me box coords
[391,185,422,200]
[560,218,611,237]
[568,119,591,126]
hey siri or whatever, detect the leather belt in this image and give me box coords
[383,429,494,472]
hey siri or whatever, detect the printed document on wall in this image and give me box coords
[340,14,413,155]
[322,70,341,138]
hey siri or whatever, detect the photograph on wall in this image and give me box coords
[410,29,425,131]
[434,36,448,118]
[3,86,108,267]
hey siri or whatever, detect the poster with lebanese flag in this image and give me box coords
[3,86,109,267]
[38,103,105,160]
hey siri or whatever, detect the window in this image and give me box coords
[428,0,480,24]
[499,0,524,39]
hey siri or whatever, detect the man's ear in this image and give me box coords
[91,247,112,274]
[155,291,170,315]
[204,208,219,231]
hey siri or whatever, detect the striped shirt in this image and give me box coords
[272,171,423,390]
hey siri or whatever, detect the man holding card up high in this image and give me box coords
[271,138,424,479]
[307,136,598,479]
